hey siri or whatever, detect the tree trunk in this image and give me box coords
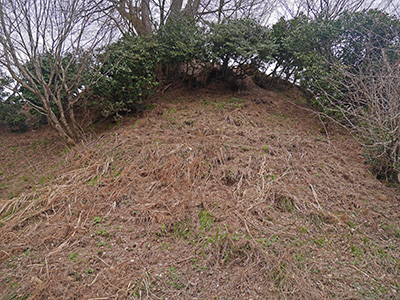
[141,0,152,34]
[169,0,183,20]
[184,0,200,17]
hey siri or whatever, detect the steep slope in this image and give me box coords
[0,79,399,300]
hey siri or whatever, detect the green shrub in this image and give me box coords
[333,10,400,69]
[0,74,27,132]
[91,35,160,117]
[207,18,275,76]
[269,14,339,91]
[0,96,28,133]
[156,16,207,76]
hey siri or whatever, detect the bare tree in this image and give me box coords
[278,0,395,19]
[199,0,278,24]
[0,0,116,144]
[106,0,277,35]
[322,51,400,180]
[304,0,373,19]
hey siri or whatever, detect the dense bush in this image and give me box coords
[156,17,207,77]
[270,10,400,92]
[266,10,400,180]
[269,14,309,81]
[91,35,160,117]
[269,14,340,93]
[90,17,278,117]
[0,97,28,133]
[91,19,208,118]
[207,18,275,76]
[19,52,87,122]
[289,10,400,180]
[333,10,400,69]
[0,74,27,132]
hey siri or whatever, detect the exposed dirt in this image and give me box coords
[0,78,399,300]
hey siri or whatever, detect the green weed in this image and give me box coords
[167,266,185,290]
[96,229,108,236]
[173,219,192,239]
[278,197,295,213]
[199,210,214,231]
[93,216,102,225]
[87,176,99,186]
[68,252,78,262]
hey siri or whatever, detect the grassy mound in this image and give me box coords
[0,79,399,299]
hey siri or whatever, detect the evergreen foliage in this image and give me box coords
[156,17,207,73]
[0,96,27,133]
[0,74,27,132]
[91,35,160,117]
[207,18,275,75]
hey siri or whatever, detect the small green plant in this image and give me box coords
[6,256,18,268]
[68,252,78,262]
[96,229,108,236]
[97,241,108,247]
[258,238,273,247]
[167,266,185,290]
[160,223,167,236]
[350,244,363,258]
[278,196,295,213]
[232,232,240,241]
[161,241,171,249]
[294,252,306,263]
[347,220,358,229]
[265,174,276,181]
[313,237,325,247]
[87,176,99,186]
[93,216,102,225]
[1,209,14,220]
[85,268,94,275]
[23,248,34,257]
[37,176,48,185]
[173,219,191,239]
[191,257,208,272]
[11,146,19,153]
[199,210,214,231]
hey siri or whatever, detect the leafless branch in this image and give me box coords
[0,0,118,143]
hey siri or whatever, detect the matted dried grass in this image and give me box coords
[1,78,399,300]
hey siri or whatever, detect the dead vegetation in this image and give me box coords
[0,127,66,200]
[0,78,399,299]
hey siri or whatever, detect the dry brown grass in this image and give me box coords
[0,78,399,300]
